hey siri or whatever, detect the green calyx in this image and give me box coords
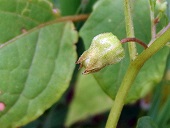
[76,33,125,74]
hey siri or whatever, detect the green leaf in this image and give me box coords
[148,56,170,128]
[59,0,81,15]
[79,0,169,103]
[156,96,170,127]
[0,22,78,128]
[65,72,113,127]
[0,0,56,44]
[136,116,158,128]
[83,0,98,13]
[59,0,97,15]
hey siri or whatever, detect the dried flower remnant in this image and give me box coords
[76,33,125,74]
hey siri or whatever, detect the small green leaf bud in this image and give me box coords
[76,33,125,74]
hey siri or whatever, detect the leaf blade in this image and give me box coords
[0,0,56,44]
[136,116,158,128]
[0,22,78,128]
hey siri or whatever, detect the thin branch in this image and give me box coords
[38,14,89,28]
[148,23,170,46]
[54,14,89,23]
[121,38,148,49]
[150,8,156,39]
[149,0,157,46]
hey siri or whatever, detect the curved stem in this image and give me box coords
[105,23,170,128]
[121,38,148,49]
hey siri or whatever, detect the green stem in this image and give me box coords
[124,0,137,60]
[150,8,156,39]
[149,0,156,46]
[105,23,170,128]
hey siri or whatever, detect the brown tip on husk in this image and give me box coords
[78,63,83,70]
[75,60,79,64]
[82,70,90,75]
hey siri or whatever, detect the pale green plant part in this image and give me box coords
[76,33,125,74]
[156,0,167,12]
